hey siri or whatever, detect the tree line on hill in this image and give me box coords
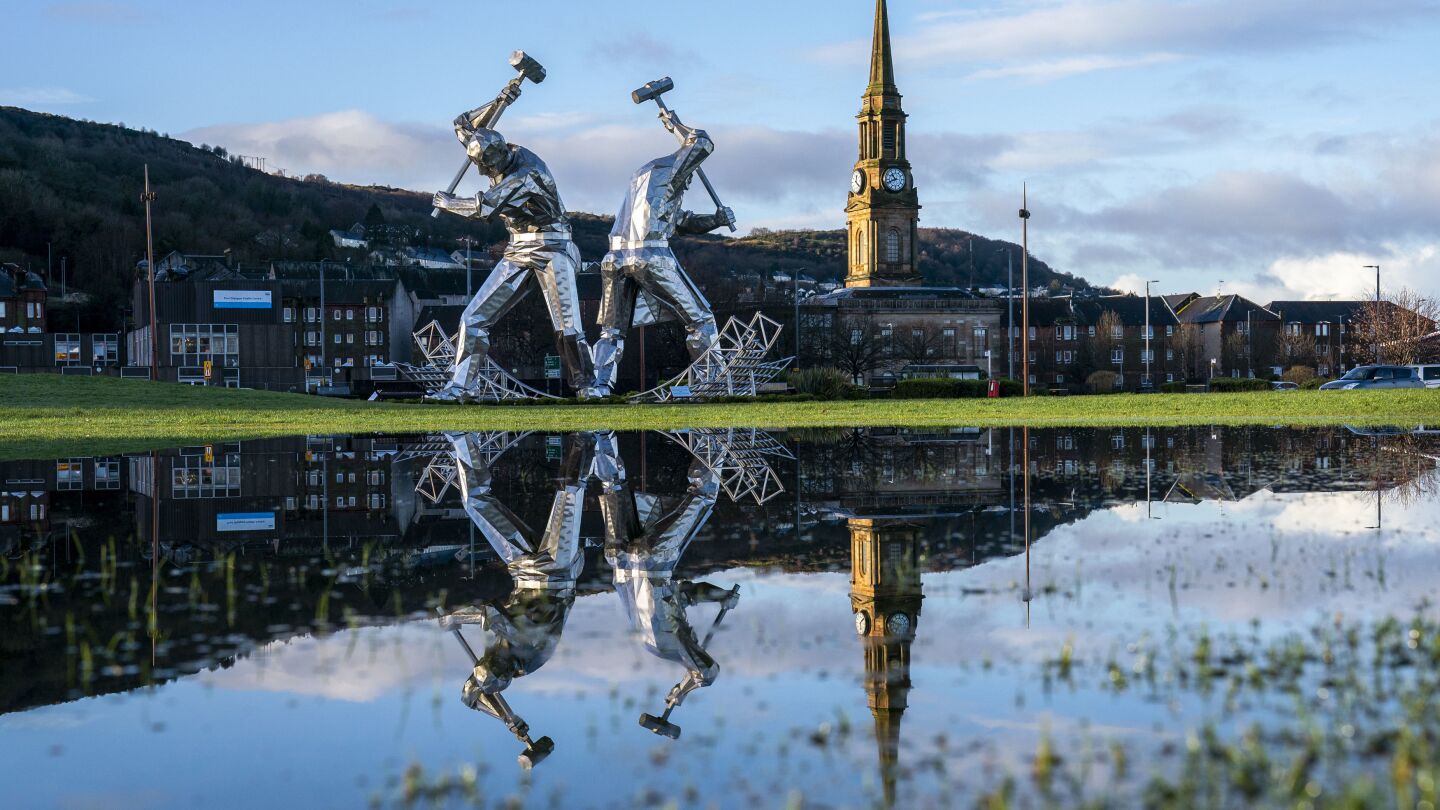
[0,106,1097,332]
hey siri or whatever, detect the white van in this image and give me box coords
[1412,365,1440,388]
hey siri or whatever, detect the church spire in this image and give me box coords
[868,0,898,95]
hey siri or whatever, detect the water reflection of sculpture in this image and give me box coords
[439,432,591,766]
[593,431,740,739]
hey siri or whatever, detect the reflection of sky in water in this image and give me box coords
[5,480,1438,808]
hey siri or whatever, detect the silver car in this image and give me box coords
[1320,365,1425,390]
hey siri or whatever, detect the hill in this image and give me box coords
[0,107,1095,329]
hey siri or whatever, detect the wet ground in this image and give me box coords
[2,426,1438,808]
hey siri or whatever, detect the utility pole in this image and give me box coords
[1004,248,1014,380]
[460,236,475,297]
[1364,264,1381,364]
[1019,185,1031,396]
[142,165,158,380]
[1145,279,1159,389]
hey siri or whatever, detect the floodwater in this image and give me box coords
[2,426,1438,809]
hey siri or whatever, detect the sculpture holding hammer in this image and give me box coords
[429,51,595,402]
[585,77,737,399]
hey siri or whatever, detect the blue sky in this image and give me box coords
[5,0,1440,301]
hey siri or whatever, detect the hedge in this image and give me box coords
[892,377,1022,399]
[1205,378,1272,393]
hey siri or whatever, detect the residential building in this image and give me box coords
[1170,294,1281,379]
[1265,300,1368,377]
[995,295,1181,392]
[0,263,47,332]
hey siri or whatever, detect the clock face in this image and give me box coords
[851,170,866,195]
[855,612,870,636]
[885,612,912,637]
[883,168,907,192]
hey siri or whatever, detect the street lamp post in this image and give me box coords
[319,259,327,389]
[1364,264,1381,364]
[794,268,802,368]
[1144,279,1159,389]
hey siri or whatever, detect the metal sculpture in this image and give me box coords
[634,312,793,402]
[398,321,556,402]
[429,52,593,402]
[586,78,737,399]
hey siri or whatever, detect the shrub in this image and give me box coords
[789,367,865,400]
[1282,366,1318,386]
[892,377,989,399]
[998,379,1025,398]
[1206,377,1271,393]
[1085,371,1119,394]
[1159,382,1188,394]
[1303,377,1331,390]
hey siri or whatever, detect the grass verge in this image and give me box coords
[1,374,1438,460]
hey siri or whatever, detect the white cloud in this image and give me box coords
[965,53,1181,83]
[0,87,94,105]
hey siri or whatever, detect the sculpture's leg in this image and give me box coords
[439,258,531,401]
[588,254,638,398]
[638,253,719,363]
[528,242,594,393]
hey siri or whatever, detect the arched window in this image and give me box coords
[886,229,901,262]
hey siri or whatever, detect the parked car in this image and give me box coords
[1319,365,1425,390]
[1411,364,1440,388]
[1271,381,1299,391]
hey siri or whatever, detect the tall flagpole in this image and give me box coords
[142,165,158,380]
[1020,185,1032,397]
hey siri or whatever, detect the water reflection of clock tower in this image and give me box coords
[849,518,924,807]
[846,0,922,289]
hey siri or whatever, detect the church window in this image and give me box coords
[885,229,900,262]
[883,124,896,157]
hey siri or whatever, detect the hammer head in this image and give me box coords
[632,77,674,105]
[509,50,547,84]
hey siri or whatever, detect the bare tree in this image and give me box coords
[1277,328,1317,370]
[1174,323,1202,381]
[829,317,890,384]
[892,326,944,368]
[1350,288,1440,365]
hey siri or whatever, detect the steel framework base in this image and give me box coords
[632,313,792,403]
[398,321,556,402]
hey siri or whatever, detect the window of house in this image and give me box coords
[1167,349,1175,360]
[333,310,342,321]
[850,329,863,345]
[346,309,355,321]
[305,307,318,323]
[885,229,900,262]
[1317,323,1330,337]
[92,334,118,364]
[1167,373,1175,382]
[1028,352,1036,362]
[1056,373,1065,384]
[1166,325,1174,336]
[346,334,355,344]
[1112,325,1124,340]
[334,334,342,344]
[1112,434,1126,450]
[1111,348,1124,364]
[0,302,6,319]
[54,334,81,365]
[1055,351,1063,363]
[283,307,295,323]
[28,302,41,319]
[1028,326,1037,340]
[1088,326,1096,338]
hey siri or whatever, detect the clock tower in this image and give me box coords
[846,0,922,288]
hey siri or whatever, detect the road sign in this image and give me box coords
[203,360,213,378]
[544,355,562,380]
[545,436,563,461]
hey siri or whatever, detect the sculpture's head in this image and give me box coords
[462,129,511,174]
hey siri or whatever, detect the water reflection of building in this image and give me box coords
[849,518,923,808]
